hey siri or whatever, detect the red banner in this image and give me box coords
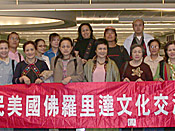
[0,81,175,128]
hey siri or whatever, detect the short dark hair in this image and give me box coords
[23,41,36,51]
[148,39,161,48]
[7,32,19,41]
[49,33,60,49]
[130,44,145,57]
[94,38,109,54]
[77,23,94,40]
[34,39,45,50]
[0,40,9,47]
[164,41,175,63]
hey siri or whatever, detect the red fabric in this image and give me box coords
[0,81,175,128]
[164,63,168,80]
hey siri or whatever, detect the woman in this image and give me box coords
[44,33,60,62]
[12,41,49,85]
[0,40,16,85]
[120,44,153,82]
[41,37,84,84]
[154,41,175,81]
[144,39,163,77]
[84,38,120,82]
[74,23,96,64]
[35,39,50,69]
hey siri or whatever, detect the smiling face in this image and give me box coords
[167,44,175,60]
[36,40,46,54]
[96,44,108,59]
[81,25,91,39]
[59,40,73,58]
[24,43,36,60]
[132,46,143,61]
[104,29,116,42]
[0,42,9,59]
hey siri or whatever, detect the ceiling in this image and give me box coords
[0,0,175,45]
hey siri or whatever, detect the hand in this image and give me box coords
[123,77,130,82]
[155,78,164,82]
[35,78,43,84]
[40,70,53,80]
[136,78,143,82]
[62,77,72,85]
[82,59,87,64]
[19,76,31,85]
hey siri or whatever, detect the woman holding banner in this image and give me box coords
[0,40,17,85]
[84,38,120,82]
[120,44,153,82]
[154,41,175,81]
[12,41,49,85]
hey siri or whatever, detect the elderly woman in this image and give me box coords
[84,38,120,82]
[120,44,153,82]
[144,39,163,77]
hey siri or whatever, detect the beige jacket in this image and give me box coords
[51,56,84,83]
[84,57,120,82]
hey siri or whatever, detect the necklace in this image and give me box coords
[168,59,175,80]
[97,61,105,65]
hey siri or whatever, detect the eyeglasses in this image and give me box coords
[150,45,159,49]
[10,37,19,41]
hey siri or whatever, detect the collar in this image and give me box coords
[133,33,144,38]
[9,50,19,55]
[47,48,53,53]
[0,57,10,65]
[57,55,76,62]
[146,55,162,62]
[24,58,38,65]
[92,55,109,64]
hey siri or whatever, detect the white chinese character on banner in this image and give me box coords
[154,93,168,115]
[0,96,4,116]
[172,94,175,114]
[26,95,40,117]
[44,95,59,117]
[62,95,76,117]
[99,94,114,116]
[117,94,132,116]
[135,94,150,116]
[8,95,22,116]
[80,95,95,117]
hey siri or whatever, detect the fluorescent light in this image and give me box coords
[76,17,119,21]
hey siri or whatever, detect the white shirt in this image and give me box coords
[123,33,154,56]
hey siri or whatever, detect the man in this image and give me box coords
[123,19,154,56]
[104,26,130,69]
[7,32,24,63]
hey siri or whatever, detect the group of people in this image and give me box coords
[1,19,174,87]
[0,18,174,131]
